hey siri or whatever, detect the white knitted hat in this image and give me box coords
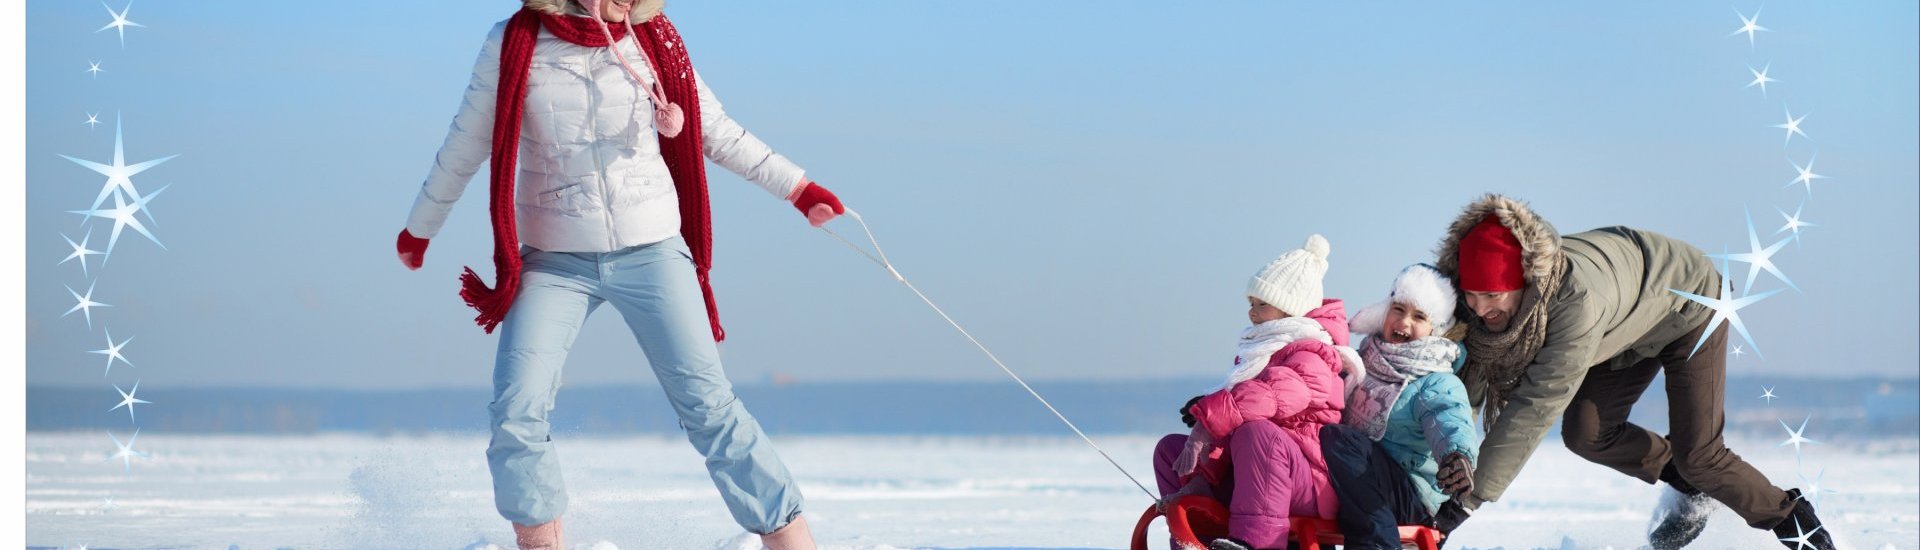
[1350,263,1459,336]
[1246,234,1331,317]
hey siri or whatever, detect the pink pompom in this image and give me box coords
[655,101,684,138]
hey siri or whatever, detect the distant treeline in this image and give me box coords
[28,377,1919,437]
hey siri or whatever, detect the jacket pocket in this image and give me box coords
[527,176,599,216]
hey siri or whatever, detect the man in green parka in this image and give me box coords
[1424,194,1835,550]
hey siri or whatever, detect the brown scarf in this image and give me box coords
[1460,254,1566,430]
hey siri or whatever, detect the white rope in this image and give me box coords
[820,209,1159,502]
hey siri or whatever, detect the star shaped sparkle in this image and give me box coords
[1760,385,1776,403]
[1746,63,1777,96]
[68,184,168,261]
[84,112,101,129]
[127,182,167,224]
[1798,468,1838,511]
[86,60,103,78]
[100,495,117,513]
[1731,7,1772,47]
[61,232,104,277]
[1786,156,1828,196]
[1775,202,1817,243]
[63,282,111,329]
[91,329,135,377]
[98,2,145,47]
[1670,263,1783,359]
[106,429,145,476]
[1773,107,1809,146]
[60,113,179,214]
[1731,344,1747,359]
[110,380,151,423]
[1779,414,1817,462]
[1777,516,1824,550]
[1708,208,1800,293]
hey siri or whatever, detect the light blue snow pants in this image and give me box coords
[485,235,804,534]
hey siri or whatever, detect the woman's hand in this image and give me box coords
[397,229,430,270]
[789,181,845,227]
[1173,426,1214,478]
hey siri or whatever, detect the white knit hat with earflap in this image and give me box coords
[1246,234,1332,317]
[1350,263,1459,337]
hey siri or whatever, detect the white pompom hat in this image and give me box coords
[1350,263,1459,337]
[1246,234,1332,317]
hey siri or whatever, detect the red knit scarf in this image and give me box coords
[460,9,724,341]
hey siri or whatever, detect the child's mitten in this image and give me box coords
[1438,452,1475,496]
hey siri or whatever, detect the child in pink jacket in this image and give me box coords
[1154,234,1358,550]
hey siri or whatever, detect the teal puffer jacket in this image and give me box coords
[1372,342,1479,513]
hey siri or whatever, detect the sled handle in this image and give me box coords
[1131,495,1228,550]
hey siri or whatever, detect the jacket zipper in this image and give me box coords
[584,47,617,251]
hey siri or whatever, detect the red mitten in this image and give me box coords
[396,228,430,270]
[789,181,845,227]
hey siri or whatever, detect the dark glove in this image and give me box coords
[1437,452,1475,496]
[1179,395,1203,428]
[1431,498,1470,535]
[396,228,430,270]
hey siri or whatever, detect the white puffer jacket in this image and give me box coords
[405,17,806,253]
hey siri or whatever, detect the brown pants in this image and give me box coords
[1560,317,1793,529]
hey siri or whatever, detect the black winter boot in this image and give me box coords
[1771,489,1837,550]
[1649,463,1719,549]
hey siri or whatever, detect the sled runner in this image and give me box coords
[1131,495,1443,550]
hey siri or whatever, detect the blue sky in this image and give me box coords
[24,1,1919,389]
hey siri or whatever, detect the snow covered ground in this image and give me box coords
[24,432,1918,549]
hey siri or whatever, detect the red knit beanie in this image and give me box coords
[1458,215,1526,292]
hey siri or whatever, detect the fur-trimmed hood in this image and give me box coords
[1433,194,1562,298]
[523,0,665,23]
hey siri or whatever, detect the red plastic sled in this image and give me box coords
[1287,516,1442,550]
[1131,495,1442,550]
[1131,495,1231,550]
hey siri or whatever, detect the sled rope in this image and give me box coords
[823,210,1158,502]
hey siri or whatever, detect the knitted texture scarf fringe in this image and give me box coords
[459,9,724,340]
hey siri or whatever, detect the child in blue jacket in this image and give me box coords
[1319,264,1479,549]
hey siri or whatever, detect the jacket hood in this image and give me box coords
[523,0,665,23]
[1434,194,1562,296]
[1300,298,1352,348]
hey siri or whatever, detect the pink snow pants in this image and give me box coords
[1154,421,1320,549]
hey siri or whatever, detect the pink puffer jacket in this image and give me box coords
[1188,299,1350,518]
